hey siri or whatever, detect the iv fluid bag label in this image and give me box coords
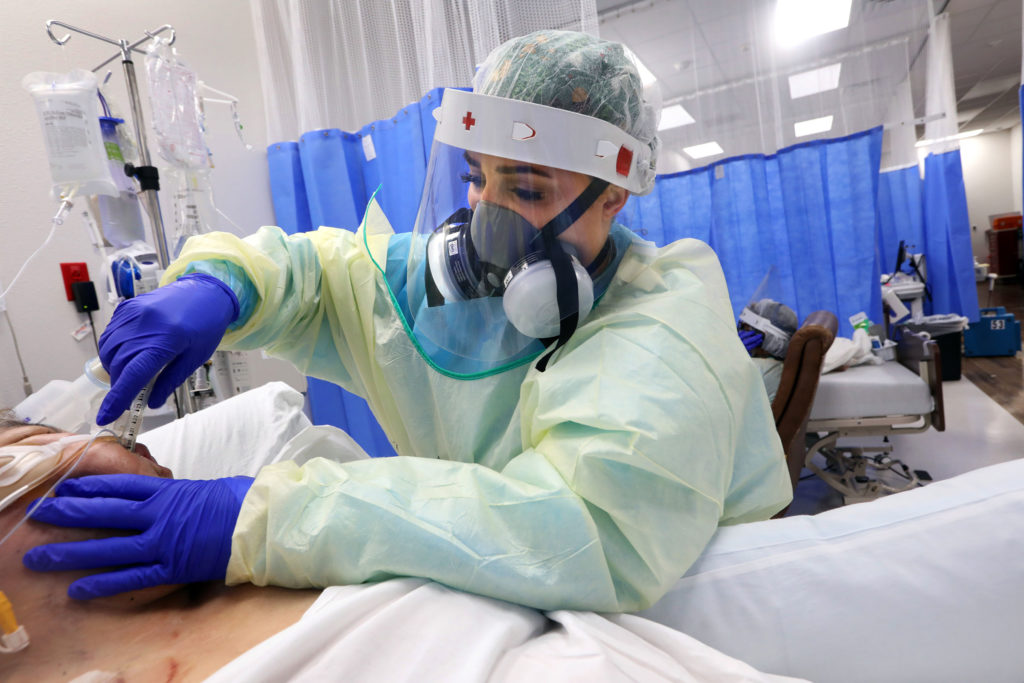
[41,105,90,163]
[175,188,203,232]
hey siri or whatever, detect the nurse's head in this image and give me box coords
[409,31,662,366]
[460,30,661,265]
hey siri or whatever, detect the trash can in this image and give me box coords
[933,331,962,381]
[901,315,968,382]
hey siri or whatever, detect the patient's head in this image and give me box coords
[0,418,173,608]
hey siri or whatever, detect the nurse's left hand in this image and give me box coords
[23,474,253,600]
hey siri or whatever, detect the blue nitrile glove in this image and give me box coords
[739,329,764,354]
[23,475,253,600]
[97,273,240,424]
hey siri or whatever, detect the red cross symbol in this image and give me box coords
[462,111,476,131]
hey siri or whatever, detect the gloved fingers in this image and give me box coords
[27,495,146,531]
[149,349,214,408]
[67,565,171,600]
[55,473,166,501]
[23,534,153,573]
[97,348,176,424]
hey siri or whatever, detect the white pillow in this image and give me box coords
[638,458,1024,683]
[140,382,312,479]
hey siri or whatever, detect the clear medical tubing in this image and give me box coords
[0,430,108,550]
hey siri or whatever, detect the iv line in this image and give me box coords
[0,428,112,551]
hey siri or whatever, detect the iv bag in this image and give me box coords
[145,38,210,170]
[22,70,119,200]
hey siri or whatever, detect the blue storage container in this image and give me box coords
[963,307,1022,357]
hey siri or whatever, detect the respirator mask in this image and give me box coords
[425,180,614,341]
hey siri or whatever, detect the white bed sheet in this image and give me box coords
[206,578,804,682]
[139,382,315,479]
[639,457,1024,682]
[810,360,932,421]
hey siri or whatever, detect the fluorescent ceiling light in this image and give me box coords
[683,142,724,159]
[788,63,842,99]
[776,0,852,47]
[794,115,834,137]
[915,129,984,148]
[658,104,695,131]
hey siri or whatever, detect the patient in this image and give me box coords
[0,419,320,683]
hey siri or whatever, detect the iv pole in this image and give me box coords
[45,20,196,418]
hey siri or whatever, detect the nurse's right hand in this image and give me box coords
[96,273,240,424]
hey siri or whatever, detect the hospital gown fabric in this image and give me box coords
[163,199,792,612]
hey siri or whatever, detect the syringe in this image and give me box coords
[84,357,154,452]
[117,380,155,452]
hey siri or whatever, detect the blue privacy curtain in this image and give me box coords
[877,165,925,275]
[875,155,979,322]
[617,127,885,337]
[264,88,445,458]
[920,150,979,320]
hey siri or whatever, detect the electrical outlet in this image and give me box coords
[60,262,90,301]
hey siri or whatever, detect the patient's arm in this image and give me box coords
[0,427,319,683]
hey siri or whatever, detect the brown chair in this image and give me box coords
[770,310,838,498]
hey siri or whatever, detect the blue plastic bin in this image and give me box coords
[963,307,1022,357]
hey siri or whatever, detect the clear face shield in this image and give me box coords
[404,90,651,378]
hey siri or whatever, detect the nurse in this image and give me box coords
[24,30,792,612]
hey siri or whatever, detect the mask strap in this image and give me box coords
[535,177,611,372]
[585,237,614,277]
[539,177,610,238]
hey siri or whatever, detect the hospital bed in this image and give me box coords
[802,329,945,502]
[139,381,1020,682]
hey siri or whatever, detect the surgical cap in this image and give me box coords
[474,30,661,181]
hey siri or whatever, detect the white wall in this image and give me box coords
[958,129,1018,261]
[1010,124,1022,214]
[0,1,305,410]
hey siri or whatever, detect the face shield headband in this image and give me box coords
[425,176,610,371]
[738,307,793,359]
